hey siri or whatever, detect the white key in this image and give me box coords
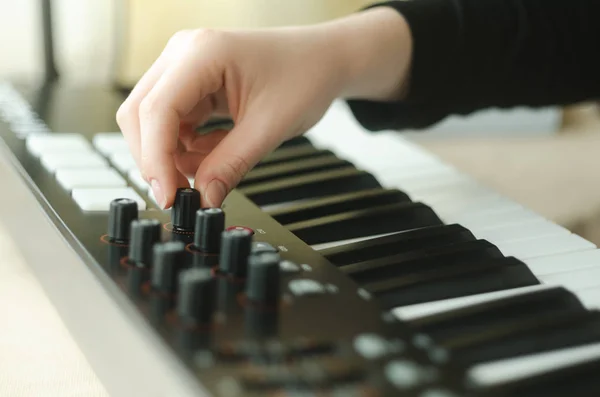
[376,167,466,190]
[473,220,571,244]
[40,151,108,173]
[110,152,137,172]
[26,133,91,156]
[540,266,600,290]
[497,233,595,260]
[408,179,497,202]
[444,208,545,231]
[467,341,600,387]
[393,285,553,321]
[128,169,149,192]
[526,249,600,276]
[72,188,146,211]
[392,248,600,321]
[93,133,130,156]
[56,168,127,191]
[575,286,600,309]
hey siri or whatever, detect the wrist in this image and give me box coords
[322,7,413,102]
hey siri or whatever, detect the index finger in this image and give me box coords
[138,31,226,209]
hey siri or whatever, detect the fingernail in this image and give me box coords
[204,179,227,207]
[150,179,166,209]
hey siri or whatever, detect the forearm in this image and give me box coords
[319,7,413,102]
[344,0,600,131]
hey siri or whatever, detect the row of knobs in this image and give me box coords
[107,189,223,253]
[107,188,281,326]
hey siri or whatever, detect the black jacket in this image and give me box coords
[348,0,600,130]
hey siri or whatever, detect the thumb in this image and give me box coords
[194,117,286,207]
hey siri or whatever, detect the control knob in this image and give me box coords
[152,241,186,294]
[246,252,281,307]
[107,198,138,242]
[129,219,162,267]
[194,208,225,253]
[177,268,216,326]
[172,187,201,231]
[219,229,253,277]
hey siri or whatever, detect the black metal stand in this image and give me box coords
[41,0,59,82]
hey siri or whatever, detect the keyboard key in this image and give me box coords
[93,132,129,155]
[128,169,149,192]
[287,202,442,246]
[26,133,91,156]
[320,224,476,266]
[409,287,583,346]
[239,155,353,187]
[469,344,600,395]
[393,285,554,321]
[56,168,127,190]
[524,249,600,276]
[238,168,381,207]
[496,233,596,260]
[341,240,503,285]
[72,187,146,211]
[256,146,333,168]
[433,310,600,369]
[472,220,571,244]
[40,151,108,173]
[365,256,538,309]
[110,152,137,172]
[268,188,412,225]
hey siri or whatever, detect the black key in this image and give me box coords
[341,239,503,284]
[364,256,538,308]
[256,145,334,168]
[477,356,600,397]
[239,156,353,187]
[238,168,381,206]
[410,287,583,344]
[433,309,600,368]
[277,136,312,148]
[320,224,475,266]
[268,188,412,225]
[287,202,442,245]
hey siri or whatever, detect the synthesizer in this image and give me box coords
[1,80,600,397]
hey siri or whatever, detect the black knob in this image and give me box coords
[246,252,281,306]
[194,208,225,253]
[129,219,162,267]
[108,198,138,241]
[219,229,253,277]
[177,268,216,325]
[152,241,186,294]
[172,187,201,231]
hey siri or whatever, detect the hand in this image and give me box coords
[116,7,411,209]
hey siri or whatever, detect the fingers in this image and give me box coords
[194,111,287,207]
[116,30,191,170]
[137,30,227,208]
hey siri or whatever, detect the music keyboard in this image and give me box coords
[1,80,600,397]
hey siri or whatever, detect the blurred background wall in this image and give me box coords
[0,0,372,86]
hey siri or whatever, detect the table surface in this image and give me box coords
[0,206,108,396]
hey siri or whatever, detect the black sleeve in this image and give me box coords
[347,0,600,131]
